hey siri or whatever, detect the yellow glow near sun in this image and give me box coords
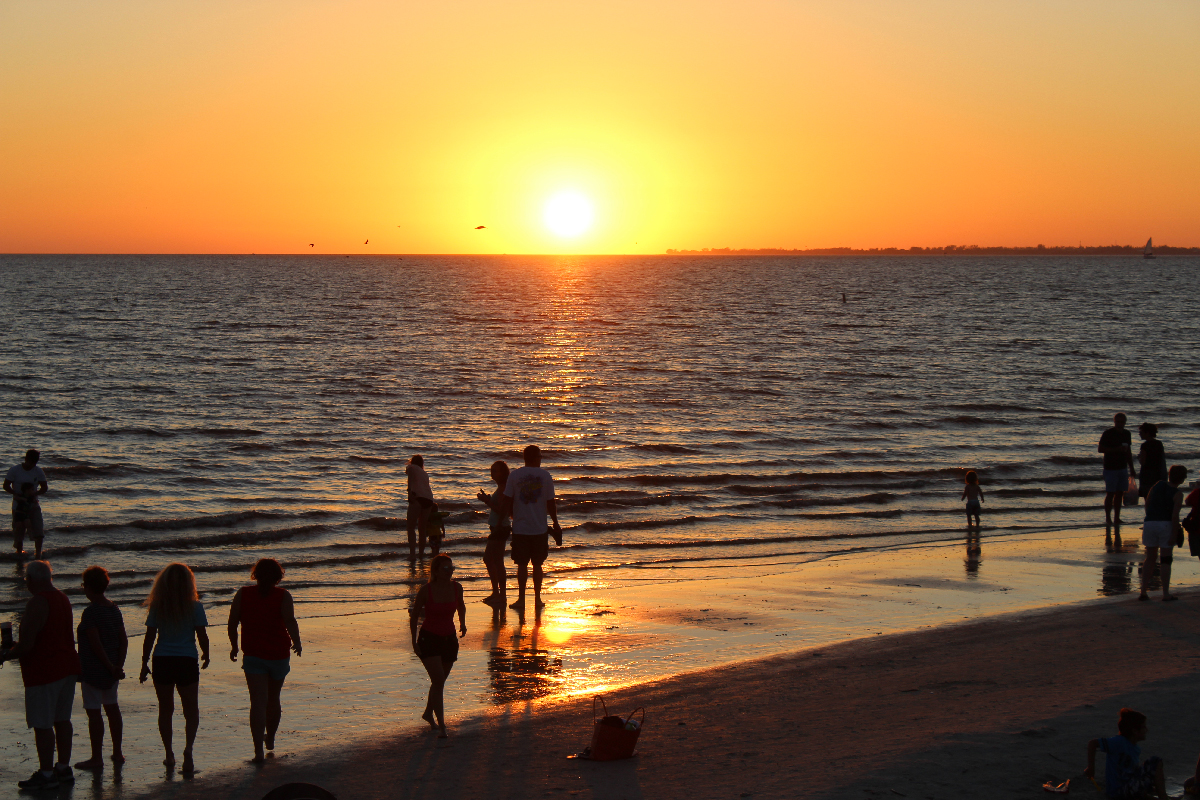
[543,191,594,237]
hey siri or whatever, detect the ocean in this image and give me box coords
[1,254,1197,616]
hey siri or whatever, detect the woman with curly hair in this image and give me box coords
[139,563,209,775]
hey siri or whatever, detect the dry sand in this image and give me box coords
[133,587,1200,800]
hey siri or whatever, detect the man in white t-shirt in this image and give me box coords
[502,445,561,610]
[3,450,49,558]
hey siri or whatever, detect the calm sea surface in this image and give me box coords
[1,254,1197,615]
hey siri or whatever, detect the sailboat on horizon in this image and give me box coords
[1144,237,1156,259]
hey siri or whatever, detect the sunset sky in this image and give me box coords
[2,1,1197,254]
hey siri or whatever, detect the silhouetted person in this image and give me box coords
[1139,465,1187,602]
[406,455,435,559]
[1098,414,1137,526]
[962,470,984,527]
[409,555,466,738]
[1137,423,1167,499]
[74,566,127,771]
[0,560,82,791]
[228,558,302,763]
[1086,708,1169,800]
[477,461,511,608]
[502,445,562,610]
[4,449,48,558]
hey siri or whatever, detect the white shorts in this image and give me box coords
[1142,520,1175,549]
[25,675,75,729]
[81,681,119,710]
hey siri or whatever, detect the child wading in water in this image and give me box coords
[1086,708,1170,800]
[962,471,984,527]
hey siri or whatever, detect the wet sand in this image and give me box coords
[3,523,1197,798]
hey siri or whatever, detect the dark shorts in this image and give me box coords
[152,656,199,688]
[485,527,510,561]
[511,533,549,566]
[417,629,459,664]
[12,505,44,537]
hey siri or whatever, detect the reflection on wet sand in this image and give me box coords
[964,531,981,577]
[485,612,563,703]
[1100,526,1140,596]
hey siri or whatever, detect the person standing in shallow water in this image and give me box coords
[477,460,511,608]
[4,449,49,558]
[502,445,562,610]
[227,558,302,763]
[409,555,466,738]
[1098,413,1137,526]
[961,471,984,528]
[406,455,435,560]
[1137,423,1167,500]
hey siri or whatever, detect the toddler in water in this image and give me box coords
[962,471,983,527]
[427,503,450,556]
[1086,708,1169,800]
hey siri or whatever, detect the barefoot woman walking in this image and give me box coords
[227,558,302,763]
[409,555,466,738]
[139,563,209,775]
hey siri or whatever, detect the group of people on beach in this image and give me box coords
[0,442,565,787]
[963,413,1199,602]
[0,557,300,791]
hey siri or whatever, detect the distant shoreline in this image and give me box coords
[666,244,1200,255]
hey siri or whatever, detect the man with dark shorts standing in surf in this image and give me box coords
[502,446,561,610]
[1098,414,1137,527]
[4,450,49,558]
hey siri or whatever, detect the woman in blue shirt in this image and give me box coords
[138,563,209,775]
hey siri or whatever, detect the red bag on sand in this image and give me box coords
[588,697,644,761]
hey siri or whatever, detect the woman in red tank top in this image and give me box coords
[409,554,466,738]
[227,558,302,763]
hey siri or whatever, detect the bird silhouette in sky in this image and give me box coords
[309,243,314,248]
[364,239,369,244]
[475,225,486,230]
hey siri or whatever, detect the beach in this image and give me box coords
[2,522,1197,798]
[126,554,1200,800]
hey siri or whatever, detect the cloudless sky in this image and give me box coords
[2,1,1197,253]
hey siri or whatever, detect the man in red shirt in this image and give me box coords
[0,560,82,790]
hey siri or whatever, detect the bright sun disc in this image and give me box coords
[543,192,594,237]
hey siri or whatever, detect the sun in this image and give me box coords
[543,191,594,237]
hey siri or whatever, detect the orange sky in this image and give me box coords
[2,1,1197,254]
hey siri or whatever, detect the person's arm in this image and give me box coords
[409,586,427,655]
[456,583,467,638]
[1084,738,1099,777]
[196,626,210,670]
[961,487,967,500]
[0,594,48,662]
[2,478,12,496]
[281,591,302,657]
[36,480,47,497]
[227,589,242,662]
[548,496,560,529]
[978,487,984,502]
[140,627,157,682]
[1127,446,1137,476]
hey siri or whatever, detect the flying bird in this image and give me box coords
[474,225,486,230]
[309,243,314,248]
[364,239,369,244]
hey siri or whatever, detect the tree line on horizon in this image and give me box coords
[665,244,1200,255]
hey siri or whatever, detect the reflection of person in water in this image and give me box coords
[485,619,562,704]
[964,529,981,576]
[409,555,466,738]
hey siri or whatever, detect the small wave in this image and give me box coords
[755,492,897,509]
[39,522,331,556]
[937,416,1012,426]
[633,444,703,454]
[574,515,734,532]
[99,427,176,438]
[1046,456,1096,465]
[45,464,156,480]
[187,427,264,437]
[56,510,332,534]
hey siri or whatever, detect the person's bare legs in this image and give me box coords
[265,677,284,752]
[32,535,43,560]
[177,682,200,774]
[1154,758,1170,800]
[53,719,72,769]
[511,562,529,608]
[1161,551,1176,601]
[105,704,123,763]
[75,707,106,769]
[1140,546,1160,600]
[1106,491,1123,526]
[245,673,268,762]
[420,656,453,737]
[33,727,55,771]
[532,562,545,609]
[12,518,25,554]
[483,549,506,605]
[153,681,176,767]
